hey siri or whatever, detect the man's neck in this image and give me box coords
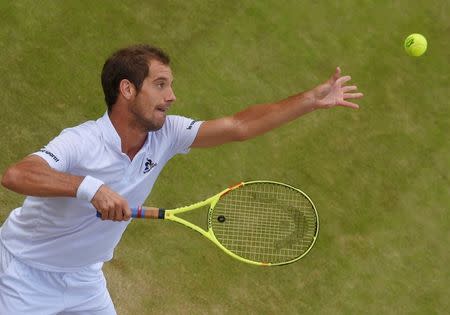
[109,110,148,161]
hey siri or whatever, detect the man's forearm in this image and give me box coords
[1,155,83,197]
[232,90,317,141]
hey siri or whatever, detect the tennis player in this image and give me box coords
[0,44,363,314]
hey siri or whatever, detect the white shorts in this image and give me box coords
[0,240,116,315]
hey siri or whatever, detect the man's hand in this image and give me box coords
[92,185,131,221]
[312,67,364,109]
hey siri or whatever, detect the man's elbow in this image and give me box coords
[232,124,251,142]
[1,165,20,190]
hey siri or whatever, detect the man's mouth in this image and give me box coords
[156,106,168,113]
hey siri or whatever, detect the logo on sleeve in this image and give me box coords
[39,148,60,162]
[143,158,157,174]
[186,120,198,130]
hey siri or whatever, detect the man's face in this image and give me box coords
[130,60,176,131]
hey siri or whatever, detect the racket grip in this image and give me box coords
[96,207,165,219]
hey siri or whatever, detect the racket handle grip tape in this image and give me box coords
[96,207,165,219]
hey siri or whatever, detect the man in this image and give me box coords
[0,44,363,314]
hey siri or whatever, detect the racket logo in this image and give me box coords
[143,158,157,174]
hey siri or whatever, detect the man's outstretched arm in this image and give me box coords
[192,67,363,148]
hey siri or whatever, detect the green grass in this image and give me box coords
[0,1,449,314]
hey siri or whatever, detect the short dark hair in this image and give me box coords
[101,44,170,111]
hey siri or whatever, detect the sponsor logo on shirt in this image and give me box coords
[39,148,60,162]
[186,120,198,130]
[143,158,157,174]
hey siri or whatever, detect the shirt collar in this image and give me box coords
[96,111,123,152]
[96,111,151,154]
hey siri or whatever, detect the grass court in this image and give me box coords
[0,1,448,314]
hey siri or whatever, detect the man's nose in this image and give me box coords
[166,88,176,102]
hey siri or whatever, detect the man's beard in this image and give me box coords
[135,114,165,132]
[130,104,166,132]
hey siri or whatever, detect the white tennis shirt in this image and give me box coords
[0,112,202,272]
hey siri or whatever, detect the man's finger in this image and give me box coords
[114,208,123,221]
[329,66,341,83]
[342,85,358,93]
[336,75,351,86]
[108,209,115,221]
[339,100,360,109]
[344,92,364,99]
[123,208,132,221]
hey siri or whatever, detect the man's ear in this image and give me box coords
[119,79,136,100]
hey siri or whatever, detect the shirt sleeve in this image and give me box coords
[32,128,86,172]
[165,115,203,155]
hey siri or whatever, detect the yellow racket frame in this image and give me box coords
[139,180,319,266]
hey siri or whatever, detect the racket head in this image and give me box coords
[209,181,319,266]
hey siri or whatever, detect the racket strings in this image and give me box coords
[211,182,317,264]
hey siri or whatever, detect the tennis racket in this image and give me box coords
[97,180,319,266]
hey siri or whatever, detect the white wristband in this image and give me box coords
[76,176,104,202]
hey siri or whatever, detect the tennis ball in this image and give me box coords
[404,33,427,57]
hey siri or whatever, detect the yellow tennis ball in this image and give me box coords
[404,33,427,57]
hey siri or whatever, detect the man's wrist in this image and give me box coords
[301,90,321,111]
[76,176,104,202]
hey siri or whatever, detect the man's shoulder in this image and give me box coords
[59,119,102,143]
[162,115,200,131]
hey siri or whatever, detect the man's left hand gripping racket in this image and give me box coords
[97,181,319,266]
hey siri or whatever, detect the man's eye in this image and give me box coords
[157,83,164,88]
